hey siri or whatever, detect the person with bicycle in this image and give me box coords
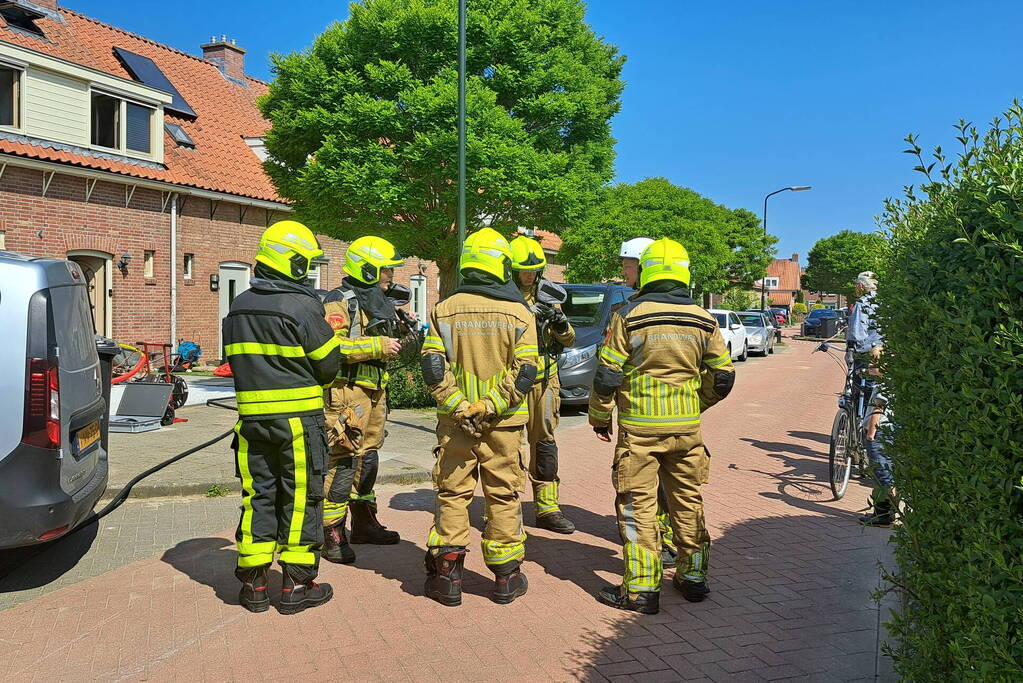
[847,271,895,526]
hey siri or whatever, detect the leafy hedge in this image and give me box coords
[879,107,1023,679]
[387,365,435,409]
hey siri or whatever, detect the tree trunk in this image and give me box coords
[437,257,459,301]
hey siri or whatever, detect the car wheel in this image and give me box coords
[738,342,748,362]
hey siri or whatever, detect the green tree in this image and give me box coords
[260,0,625,295]
[560,178,777,294]
[718,289,756,311]
[804,229,885,300]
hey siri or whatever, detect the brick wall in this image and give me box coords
[0,164,450,362]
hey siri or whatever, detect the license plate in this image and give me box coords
[76,421,100,454]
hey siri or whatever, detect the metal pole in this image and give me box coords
[761,193,770,312]
[456,0,467,282]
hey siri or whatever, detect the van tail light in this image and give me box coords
[23,357,60,450]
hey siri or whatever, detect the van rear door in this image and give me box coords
[46,261,105,496]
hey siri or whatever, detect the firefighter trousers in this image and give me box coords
[322,382,386,526]
[233,415,327,582]
[428,421,527,573]
[525,381,563,516]
[612,427,711,593]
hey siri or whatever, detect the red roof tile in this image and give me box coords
[765,257,802,291]
[535,229,562,251]
[0,8,280,202]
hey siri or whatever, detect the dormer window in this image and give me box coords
[91,90,154,155]
[0,64,20,128]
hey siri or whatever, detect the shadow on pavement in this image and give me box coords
[740,437,825,459]
[386,418,435,435]
[161,536,257,607]
[788,430,830,445]
[351,537,498,600]
[0,520,99,591]
[562,513,897,681]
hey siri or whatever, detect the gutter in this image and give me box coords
[170,193,177,347]
[0,153,291,213]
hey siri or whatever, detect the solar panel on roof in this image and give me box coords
[113,47,196,119]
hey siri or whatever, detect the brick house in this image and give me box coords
[1,1,564,362]
[752,253,803,310]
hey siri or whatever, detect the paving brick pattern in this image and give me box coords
[0,334,896,681]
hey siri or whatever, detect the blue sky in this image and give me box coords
[70,0,1023,259]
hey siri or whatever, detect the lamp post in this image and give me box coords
[761,186,811,312]
[456,0,467,282]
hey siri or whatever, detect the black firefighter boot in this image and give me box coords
[491,561,529,605]
[672,575,711,603]
[236,565,270,613]
[596,585,660,614]
[424,548,466,607]
[278,566,333,615]
[349,500,400,545]
[322,522,356,564]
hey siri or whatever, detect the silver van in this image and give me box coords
[0,251,109,548]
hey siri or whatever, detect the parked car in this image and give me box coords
[738,311,776,356]
[801,307,841,337]
[0,252,110,549]
[708,309,749,362]
[556,283,634,405]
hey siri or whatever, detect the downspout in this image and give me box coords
[170,193,178,347]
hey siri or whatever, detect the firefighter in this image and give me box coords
[320,236,404,564]
[509,235,577,533]
[619,237,677,566]
[421,228,539,606]
[590,238,735,614]
[223,220,340,615]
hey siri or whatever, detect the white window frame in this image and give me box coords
[307,258,328,290]
[89,86,158,159]
[410,274,428,320]
[183,253,194,280]
[0,58,25,131]
[763,277,779,290]
[144,249,155,278]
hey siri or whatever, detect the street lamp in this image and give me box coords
[761,186,811,312]
[456,0,467,283]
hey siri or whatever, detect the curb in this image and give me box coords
[99,467,434,502]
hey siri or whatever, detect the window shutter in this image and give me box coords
[126,103,151,153]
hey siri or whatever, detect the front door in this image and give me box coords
[67,252,112,337]
[218,262,250,360]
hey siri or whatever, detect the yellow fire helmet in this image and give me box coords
[639,237,691,288]
[509,235,547,272]
[343,236,405,285]
[255,220,324,280]
[459,227,514,282]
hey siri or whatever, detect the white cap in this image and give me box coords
[620,237,654,260]
[857,271,878,291]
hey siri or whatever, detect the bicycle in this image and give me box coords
[815,336,872,500]
[110,341,189,424]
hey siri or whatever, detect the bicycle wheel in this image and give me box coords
[829,409,853,500]
[111,343,146,384]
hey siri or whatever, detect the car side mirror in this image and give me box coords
[730,323,742,330]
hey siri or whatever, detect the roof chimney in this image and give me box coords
[790,253,799,262]
[201,35,246,81]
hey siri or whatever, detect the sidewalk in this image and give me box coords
[105,404,442,498]
[0,333,897,681]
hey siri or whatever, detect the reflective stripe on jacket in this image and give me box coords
[224,278,341,420]
[588,291,735,434]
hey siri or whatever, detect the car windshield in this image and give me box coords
[807,309,838,319]
[739,314,765,327]
[712,313,727,328]
[561,289,607,327]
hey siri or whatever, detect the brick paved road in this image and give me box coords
[0,335,896,681]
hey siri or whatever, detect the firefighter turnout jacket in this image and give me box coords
[224,277,341,419]
[588,289,735,433]
[422,293,539,426]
